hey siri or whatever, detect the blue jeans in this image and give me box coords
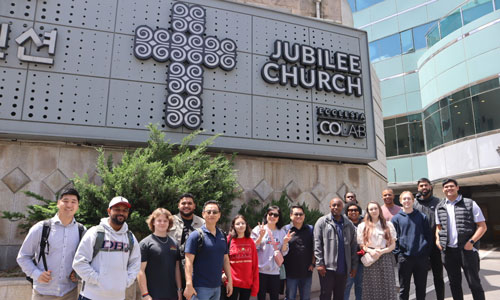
[193,287,221,300]
[343,263,363,300]
[286,275,312,300]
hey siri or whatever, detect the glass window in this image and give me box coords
[369,33,401,62]
[440,9,462,38]
[396,124,410,155]
[423,102,439,118]
[496,0,500,10]
[408,113,422,122]
[450,98,475,139]
[424,113,443,150]
[439,97,449,108]
[413,21,437,50]
[400,29,414,54]
[426,24,441,48]
[347,0,356,11]
[471,78,500,95]
[384,127,397,157]
[462,0,493,25]
[409,121,425,153]
[473,88,500,133]
[356,0,384,11]
[450,88,471,101]
[441,106,454,143]
[384,118,396,127]
[396,116,408,124]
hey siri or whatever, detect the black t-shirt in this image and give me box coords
[181,218,194,245]
[283,224,314,278]
[140,234,181,298]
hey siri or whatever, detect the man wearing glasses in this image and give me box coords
[184,200,233,300]
[283,205,315,300]
[73,196,141,300]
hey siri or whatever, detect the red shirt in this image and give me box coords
[227,236,259,296]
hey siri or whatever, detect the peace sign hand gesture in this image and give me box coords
[258,222,266,239]
[283,229,295,244]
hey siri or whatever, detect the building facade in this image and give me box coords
[351,0,500,243]
[0,0,386,271]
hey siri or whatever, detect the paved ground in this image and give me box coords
[311,247,500,300]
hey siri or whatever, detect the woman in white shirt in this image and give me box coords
[357,201,397,300]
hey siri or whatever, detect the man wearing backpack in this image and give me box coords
[73,196,141,300]
[183,200,233,300]
[17,188,85,300]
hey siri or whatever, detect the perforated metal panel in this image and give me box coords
[22,71,108,126]
[107,79,182,132]
[0,0,376,163]
[253,17,309,56]
[1,0,36,21]
[35,1,117,31]
[29,24,113,77]
[200,90,251,137]
[253,96,312,142]
[0,17,32,69]
[0,67,25,120]
[115,0,174,35]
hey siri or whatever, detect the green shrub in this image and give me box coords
[2,124,240,240]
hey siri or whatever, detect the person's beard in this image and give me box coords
[420,188,432,197]
[111,214,126,225]
[180,210,194,218]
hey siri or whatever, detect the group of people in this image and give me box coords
[17,177,487,300]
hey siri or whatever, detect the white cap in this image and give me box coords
[108,196,131,208]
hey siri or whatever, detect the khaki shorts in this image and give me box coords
[32,287,78,300]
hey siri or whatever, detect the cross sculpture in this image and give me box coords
[133,1,237,130]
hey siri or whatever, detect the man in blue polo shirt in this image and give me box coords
[184,200,233,300]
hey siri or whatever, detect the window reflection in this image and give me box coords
[462,0,493,25]
[473,89,500,133]
[369,33,401,62]
[400,30,414,54]
[440,9,462,38]
[424,113,443,150]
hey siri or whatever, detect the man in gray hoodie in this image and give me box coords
[314,197,357,300]
[73,196,141,300]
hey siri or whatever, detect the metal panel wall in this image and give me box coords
[0,0,376,163]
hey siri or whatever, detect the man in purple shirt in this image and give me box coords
[380,188,401,222]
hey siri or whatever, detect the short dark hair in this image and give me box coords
[264,205,284,229]
[290,205,304,214]
[345,202,362,215]
[178,193,194,202]
[442,178,458,187]
[417,177,431,185]
[203,200,220,212]
[59,188,80,202]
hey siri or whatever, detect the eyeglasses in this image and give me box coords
[347,209,359,213]
[204,210,220,215]
[268,212,279,218]
[292,213,304,216]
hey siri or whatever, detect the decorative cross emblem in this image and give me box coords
[133,1,237,130]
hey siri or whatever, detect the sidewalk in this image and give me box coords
[313,248,500,300]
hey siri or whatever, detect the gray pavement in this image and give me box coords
[312,247,500,300]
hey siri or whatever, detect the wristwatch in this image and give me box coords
[469,239,475,244]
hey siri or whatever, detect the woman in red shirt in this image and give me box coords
[223,215,259,300]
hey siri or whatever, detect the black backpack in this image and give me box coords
[27,219,85,284]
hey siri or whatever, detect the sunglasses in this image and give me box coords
[267,212,279,218]
[292,213,304,216]
[204,210,220,215]
[347,209,359,213]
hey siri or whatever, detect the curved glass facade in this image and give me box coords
[384,77,500,157]
[426,0,499,48]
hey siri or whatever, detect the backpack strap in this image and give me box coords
[126,230,134,253]
[92,225,105,259]
[38,220,51,271]
[77,222,85,241]
[195,228,205,254]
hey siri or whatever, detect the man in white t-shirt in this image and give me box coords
[435,179,487,300]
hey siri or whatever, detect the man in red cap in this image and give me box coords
[73,196,141,300]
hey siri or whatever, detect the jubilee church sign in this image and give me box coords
[0,0,375,163]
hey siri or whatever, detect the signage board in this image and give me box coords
[0,0,375,163]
